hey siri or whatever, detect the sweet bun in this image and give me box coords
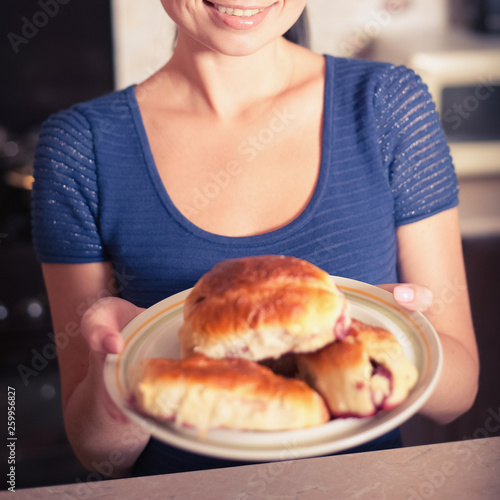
[178,255,350,361]
[296,319,418,418]
[129,355,330,432]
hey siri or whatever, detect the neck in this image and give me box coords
[160,35,297,120]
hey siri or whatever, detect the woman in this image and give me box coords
[32,1,478,478]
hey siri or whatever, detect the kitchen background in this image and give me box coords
[1,0,499,490]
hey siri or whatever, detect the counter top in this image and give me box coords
[5,436,500,500]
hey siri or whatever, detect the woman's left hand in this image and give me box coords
[377,283,434,312]
[386,208,478,425]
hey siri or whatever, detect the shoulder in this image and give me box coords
[325,55,425,100]
[326,56,439,140]
[37,86,138,159]
[326,55,392,82]
[40,86,135,137]
[326,55,414,80]
[34,87,134,184]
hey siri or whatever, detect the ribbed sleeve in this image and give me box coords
[374,65,459,225]
[31,108,107,263]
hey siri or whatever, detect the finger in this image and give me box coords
[84,325,124,357]
[378,283,433,311]
[102,331,125,355]
[393,284,433,311]
[81,297,144,355]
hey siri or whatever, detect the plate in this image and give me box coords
[104,276,442,461]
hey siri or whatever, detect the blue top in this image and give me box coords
[31,55,458,474]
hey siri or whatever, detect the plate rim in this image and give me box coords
[104,276,442,461]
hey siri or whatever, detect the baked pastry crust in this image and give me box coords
[129,355,330,432]
[178,255,350,360]
[297,319,418,417]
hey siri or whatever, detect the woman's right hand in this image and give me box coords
[41,262,151,476]
[81,296,145,357]
[80,296,146,422]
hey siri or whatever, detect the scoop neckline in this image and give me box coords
[127,54,335,248]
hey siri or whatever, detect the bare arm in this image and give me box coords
[42,262,150,477]
[394,207,479,424]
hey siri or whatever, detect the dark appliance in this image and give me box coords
[465,0,500,32]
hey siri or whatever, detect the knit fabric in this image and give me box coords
[32,56,458,310]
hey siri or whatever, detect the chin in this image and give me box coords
[175,21,287,59]
[198,32,282,58]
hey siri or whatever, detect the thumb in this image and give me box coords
[81,297,145,356]
[377,283,433,312]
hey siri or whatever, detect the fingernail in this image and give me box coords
[394,285,414,303]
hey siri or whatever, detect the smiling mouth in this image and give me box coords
[204,1,266,17]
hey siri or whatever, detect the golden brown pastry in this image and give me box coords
[129,355,330,432]
[296,319,418,417]
[178,255,350,361]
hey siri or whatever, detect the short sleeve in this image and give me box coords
[374,65,459,225]
[31,108,108,263]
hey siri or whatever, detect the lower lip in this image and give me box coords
[205,2,273,30]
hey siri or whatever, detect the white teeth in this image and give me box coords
[216,5,264,17]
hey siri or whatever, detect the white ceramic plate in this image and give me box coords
[104,276,442,461]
